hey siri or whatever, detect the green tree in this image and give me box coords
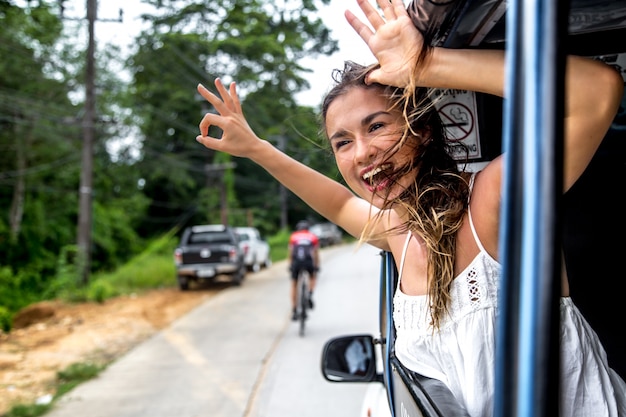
[126,0,338,237]
[0,1,76,269]
[0,2,151,311]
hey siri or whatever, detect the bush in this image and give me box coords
[268,228,291,262]
[0,306,12,332]
[87,280,116,303]
[0,266,44,316]
[44,245,82,302]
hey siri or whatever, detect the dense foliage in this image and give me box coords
[0,0,342,321]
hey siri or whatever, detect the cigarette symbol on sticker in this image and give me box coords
[438,102,474,141]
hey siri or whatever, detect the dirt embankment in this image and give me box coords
[0,287,215,415]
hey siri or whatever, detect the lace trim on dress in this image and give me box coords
[465,173,484,304]
[394,172,500,332]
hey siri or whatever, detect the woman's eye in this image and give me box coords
[368,122,384,133]
[333,140,350,151]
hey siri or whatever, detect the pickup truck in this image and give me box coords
[174,224,247,289]
[234,227,272,272]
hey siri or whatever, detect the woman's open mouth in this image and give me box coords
[361,163,393,192]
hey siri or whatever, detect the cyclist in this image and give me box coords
[288,220,320,321]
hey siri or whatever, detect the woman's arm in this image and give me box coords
[346,0,623,191]
[344,0,506,93]
[195,80,388,247]
[560,56,623,190]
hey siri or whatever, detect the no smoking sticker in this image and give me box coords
[435,90,482,160]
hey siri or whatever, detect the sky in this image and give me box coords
[63,0,376,107]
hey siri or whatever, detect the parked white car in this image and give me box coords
[310,222,343,247]
[235,227,272,273]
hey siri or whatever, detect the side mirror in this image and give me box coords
[321,335,380,383]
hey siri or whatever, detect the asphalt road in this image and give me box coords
[45,242,383,417]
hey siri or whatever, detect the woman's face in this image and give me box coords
[325,87,422,208]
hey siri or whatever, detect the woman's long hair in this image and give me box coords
[321,60,470,330]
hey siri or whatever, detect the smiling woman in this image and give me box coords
[193,0,625,415]
[322,0,626,416]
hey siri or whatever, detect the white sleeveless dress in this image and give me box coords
[393,178,626,417]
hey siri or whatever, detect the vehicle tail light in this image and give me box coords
[241,243,250,255]
[229,247,238,262]
[174,248,182,266]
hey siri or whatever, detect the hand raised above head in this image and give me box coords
[344,0,426,88]
[195,79,263,158]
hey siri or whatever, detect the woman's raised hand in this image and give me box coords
[345,0,426,88]
[196,79,262,158]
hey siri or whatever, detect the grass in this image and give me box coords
[55,363,104,397]
[4,362,105,417]
[3,403,51,417]
[87,232,179,296]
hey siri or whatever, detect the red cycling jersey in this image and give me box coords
[289,230,319,262]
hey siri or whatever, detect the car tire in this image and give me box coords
[178,276,189,291]
[232,267,245,286]
[251,260,261,273]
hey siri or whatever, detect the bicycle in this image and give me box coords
[295,268,311,337]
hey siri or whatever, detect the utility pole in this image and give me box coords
[204,162,237,225]
[65,0,122,284]
[76,0,96,284]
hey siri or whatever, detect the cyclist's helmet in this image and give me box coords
[295,220,310,231]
